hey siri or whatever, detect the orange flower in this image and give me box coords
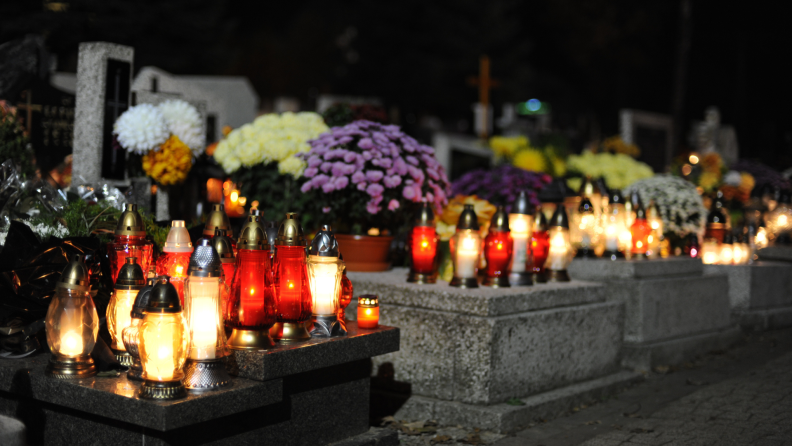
[142,135,193,185]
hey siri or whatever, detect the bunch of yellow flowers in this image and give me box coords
[489,135,566,177]
[213,112,329,177]
[566,150,654,191]
[142,135,193,186]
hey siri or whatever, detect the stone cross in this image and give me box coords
[467,55,499,139]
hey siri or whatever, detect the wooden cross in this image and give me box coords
[467,55,499,138]
[16,90,42,135]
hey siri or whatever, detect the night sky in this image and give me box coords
[2,0,790,168]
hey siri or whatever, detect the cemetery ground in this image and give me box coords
[380,327,792,446]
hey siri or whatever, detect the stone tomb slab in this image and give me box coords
[703,261,792,331]
[569,258,741,370]
[347,268,630,431]
[0,323,400,445]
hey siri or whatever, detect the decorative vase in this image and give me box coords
[335,234,394,272]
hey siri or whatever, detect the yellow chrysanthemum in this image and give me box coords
[739,172,755,194]
[142,135,193,185]
[601,135,640,158]
[489,135,528,158]
[278,156,307,177]
[513,149,547,173]
[440,195,497,227]
[567,150,654,190]
[699,171,721,192]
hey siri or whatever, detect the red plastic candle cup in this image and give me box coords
[630,218,651,256]
[156,252,192,304]
[357,295,379,329]
[530,231,550,274]
[483,229,513,285]
[228,249,274,328]
[273,246,312,323]
[410,226,438,273]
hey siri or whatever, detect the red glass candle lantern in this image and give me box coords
[201,204,236,250]
[271,213,312,342]
[210,228,236,317]
[357,295,379,329]
[156,220,193,304]
[227,221,276,350]
[483,206,514,288]
[108,204,153,284]
[630,199,651,259]
[407,202,438,284]
[530,209,550,283]
[508,191,535,286]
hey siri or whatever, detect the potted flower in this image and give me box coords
[298,120,451,271]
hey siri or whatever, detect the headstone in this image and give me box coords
[72,42,134,185]
[620,109,674,172]
[691,106,739,165]
[13,78,75,173]
[274,97,300,113]
[431,131,493,181]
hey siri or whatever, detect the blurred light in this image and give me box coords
[527,99,541,111]
[206,179,223,203]
[251,200,260,209]
[230,191,239,203]
[681,164,692,176]
[238,197,247,206]
[151,185,158,194]
[367,228,381,236]
[516,99,550,116]
[689,154,700,164]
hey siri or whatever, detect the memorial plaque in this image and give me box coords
[101,59,131,180]
[15,78,75,173]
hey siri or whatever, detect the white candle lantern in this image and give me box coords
[450,204,482,288]
[508,191,535,286]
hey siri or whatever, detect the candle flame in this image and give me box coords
[250,288,255,295]
[421,241,429,248]
[288,282,294,289]
[365,308,372,316]
[636,241,643,248]
[175,265,183,275]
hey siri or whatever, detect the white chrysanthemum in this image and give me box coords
[158,99,205,155]
[113,104,169,154]
[278,156,306,178]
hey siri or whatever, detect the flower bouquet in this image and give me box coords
[566,150,654,191]
[213,112,328,222]
[451,164,551,212]
[489,135,567,178]
[298,120,451,234]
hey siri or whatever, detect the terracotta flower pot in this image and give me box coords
[336,234,394,272]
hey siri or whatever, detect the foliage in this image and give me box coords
[0,101,35,178]
[26,193,120,242]
[451,164,551,211]
[231,163,310,226]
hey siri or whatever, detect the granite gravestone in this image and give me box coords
[431,132,493,182]
[620,109,674,172]
[14,78,75,174]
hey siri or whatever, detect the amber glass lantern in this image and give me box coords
[357,295,380,329]
[719,233,734,265]
[705,204,728,244]
[767,190,792,241]
[508,191,535,286]
[227,219,276,350]
[156,220,193,304]
[732,234,750,264]
[602,191,628,260]
[201,204,235,250]
[107,204,153,284]
[545,205,573,282]
[108,257,145,366]
[449,204,482,288]
[138,276,190,400]
[45,255,99,378]
[701,239,719,264]
[271,212,312,342]
[573,198,598,258]
[578,177,603,217]
[307,225,346,337]
[121,277,155,381]
[647,202,664,259]
[483,206,514,288]
[630,198,651,259]
[183,240,232,391]
[407,202,439,284]
[210,228,236,318]
[530,209,550,283]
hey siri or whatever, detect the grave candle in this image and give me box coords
[45,255,99,378]
[701,240,719,264]
[139,276,189,400]
[357,295,380,329]
[508,191,534,286]
[272,213,312,342]
[719,234,734,265]
[602,190,627,260]
[156,220,193,304]
[767,190,792,239]
[545,205,572,282]
[705,204,728,244]
[732,236,750,265]
[530,209,550,283]
[227,221,276,350]
[450,205,481,288]
[685,233,701,258]
[647,202,664,258]
[108,257,145,366]
[107,204,153,284]
[483,206,513,288]
[201,204,235,250]
[407,202,439,284]
[122,278,156,381]
[574,197,597,258]
[577,177,602,217]
[630,198,651,259]
[308,225,346,337]
[210,228,236,316]
[339,254,354,328]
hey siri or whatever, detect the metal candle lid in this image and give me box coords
[456,204,480,231]
[115,257,146,290]
[211,228,236,264]
[203,204,232,237]
[188,239,222,277]
[577,177,600,198]
[358,294,379,307]
[163,220,193,253]
[549,205,570,229]
[609,190,624,206]
[131,277,156,319]
[238,223,266,250]
[413,201,435,227]
[511,191,534,215]
[578,197,594,214]
[145,275,183,314]
[489,206,510,232]
[310,225,339,257]
[265,220,279,251]
[276,212,306,246]
[56,254,91,292]
[707,207,727,225]
[532,209,549,232]
[114,203,146,237]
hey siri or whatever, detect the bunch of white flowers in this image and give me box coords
[213,112,329,177]
[114,100,204,155]
[624,174,707,236]
[158,99,205,155]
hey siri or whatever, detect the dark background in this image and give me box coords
[2,0,790,168]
